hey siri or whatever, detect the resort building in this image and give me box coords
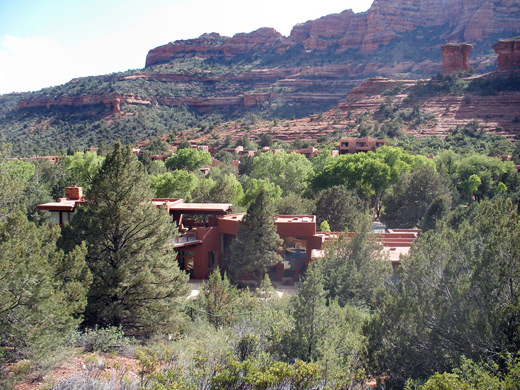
[38,187,420,283]
[339,137,386,154]
[36,186,85,225]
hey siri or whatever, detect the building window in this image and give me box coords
[283,237,307,281]
[177,251,194,277]
[220,234,235,271]
[357,142,366,147]
[341,142,349,147]
[208,251,216,269]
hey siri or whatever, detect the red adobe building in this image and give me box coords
[151,199,324,282]
[38,187,419,283]
[339,137,386,154]
[36,186,85,225]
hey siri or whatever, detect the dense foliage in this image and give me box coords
[2,132,520,389]
[367,197,520,383]
[229,190,283,282]
[60,144,189,336]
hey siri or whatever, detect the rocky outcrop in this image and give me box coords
[18,93,150,113]
[145,28,283,66]
[442,43,473,75]
[146,0,520,66]
[493,38,520,69]
[345,77,416,100]
[17,89,347,114]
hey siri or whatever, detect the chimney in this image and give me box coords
[65,186,83,200]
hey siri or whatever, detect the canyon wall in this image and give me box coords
[146,0,520,66]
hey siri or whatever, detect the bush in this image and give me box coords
[49,373,138,390]
[75,326,131,353]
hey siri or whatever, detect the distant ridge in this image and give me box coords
[146,0,520,66]
[1,0,520,155]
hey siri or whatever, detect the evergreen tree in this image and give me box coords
[197,268,239,328]
[0,209,90,362]
[317,215,391,308]
[1,147,90,362]
[229,190,283,282]
[291,262,328,361]
[315,186,365,232]
[381,164,452,229]
[366,196,520,381]
[62,143,189,336]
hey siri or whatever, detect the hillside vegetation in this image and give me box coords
[1,0,520,156]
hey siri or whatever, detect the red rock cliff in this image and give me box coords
[17,93,151,113]
[145,28,282,67]
[145,0,520,66]
[442,43,473,75]
[493,37,520,69]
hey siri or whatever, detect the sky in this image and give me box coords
[0,0,374,94]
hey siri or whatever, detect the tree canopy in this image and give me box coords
[1,210,91,361]
[251,151,314,195]
[312,147,431,216]
[315,186,366,232]
[150,170,199,200]
[367,196,520,381]
[229,190,283,282]
[62,143,189,335]
[165,148,212,171]
[381,163,452,228]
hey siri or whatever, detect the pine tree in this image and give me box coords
[317,215,391,308]
[229,190,283,283]
[291,262,328,361]
[0,209,90,362]
[1,148,90,363]
[366,197,520,380]
[198,267,239,328]
[62,143,189,336]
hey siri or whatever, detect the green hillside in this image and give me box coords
[0,24,517,156]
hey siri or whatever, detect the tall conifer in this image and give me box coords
[291,262,328,361]
[63,143,188,336]
[229,190,283,282]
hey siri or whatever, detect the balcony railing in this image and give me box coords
[171,231,201,246]
[177,231,198,243]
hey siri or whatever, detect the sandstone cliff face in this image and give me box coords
[442,43,473,75]
[145,0,520,66]
[17,93,151,113]
[145,28,283,67]
[493,38,520,69]
[15,1,520,122]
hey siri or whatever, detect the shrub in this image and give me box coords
[75,326,131,353]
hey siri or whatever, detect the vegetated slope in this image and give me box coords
[1,0,519,156]
[185,69,520,147]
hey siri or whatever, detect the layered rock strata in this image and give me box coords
[442,43,473,75]
[146,0,520,66]
[493,38,520,69]
[16,93,149,113]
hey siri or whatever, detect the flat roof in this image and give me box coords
[170,203,232,213]
[151,199,232,214]
[276,215,316,223]
[36,198,84,212]
[382,246,411,262]
[219,213,246,221]
[218,214,316,224]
